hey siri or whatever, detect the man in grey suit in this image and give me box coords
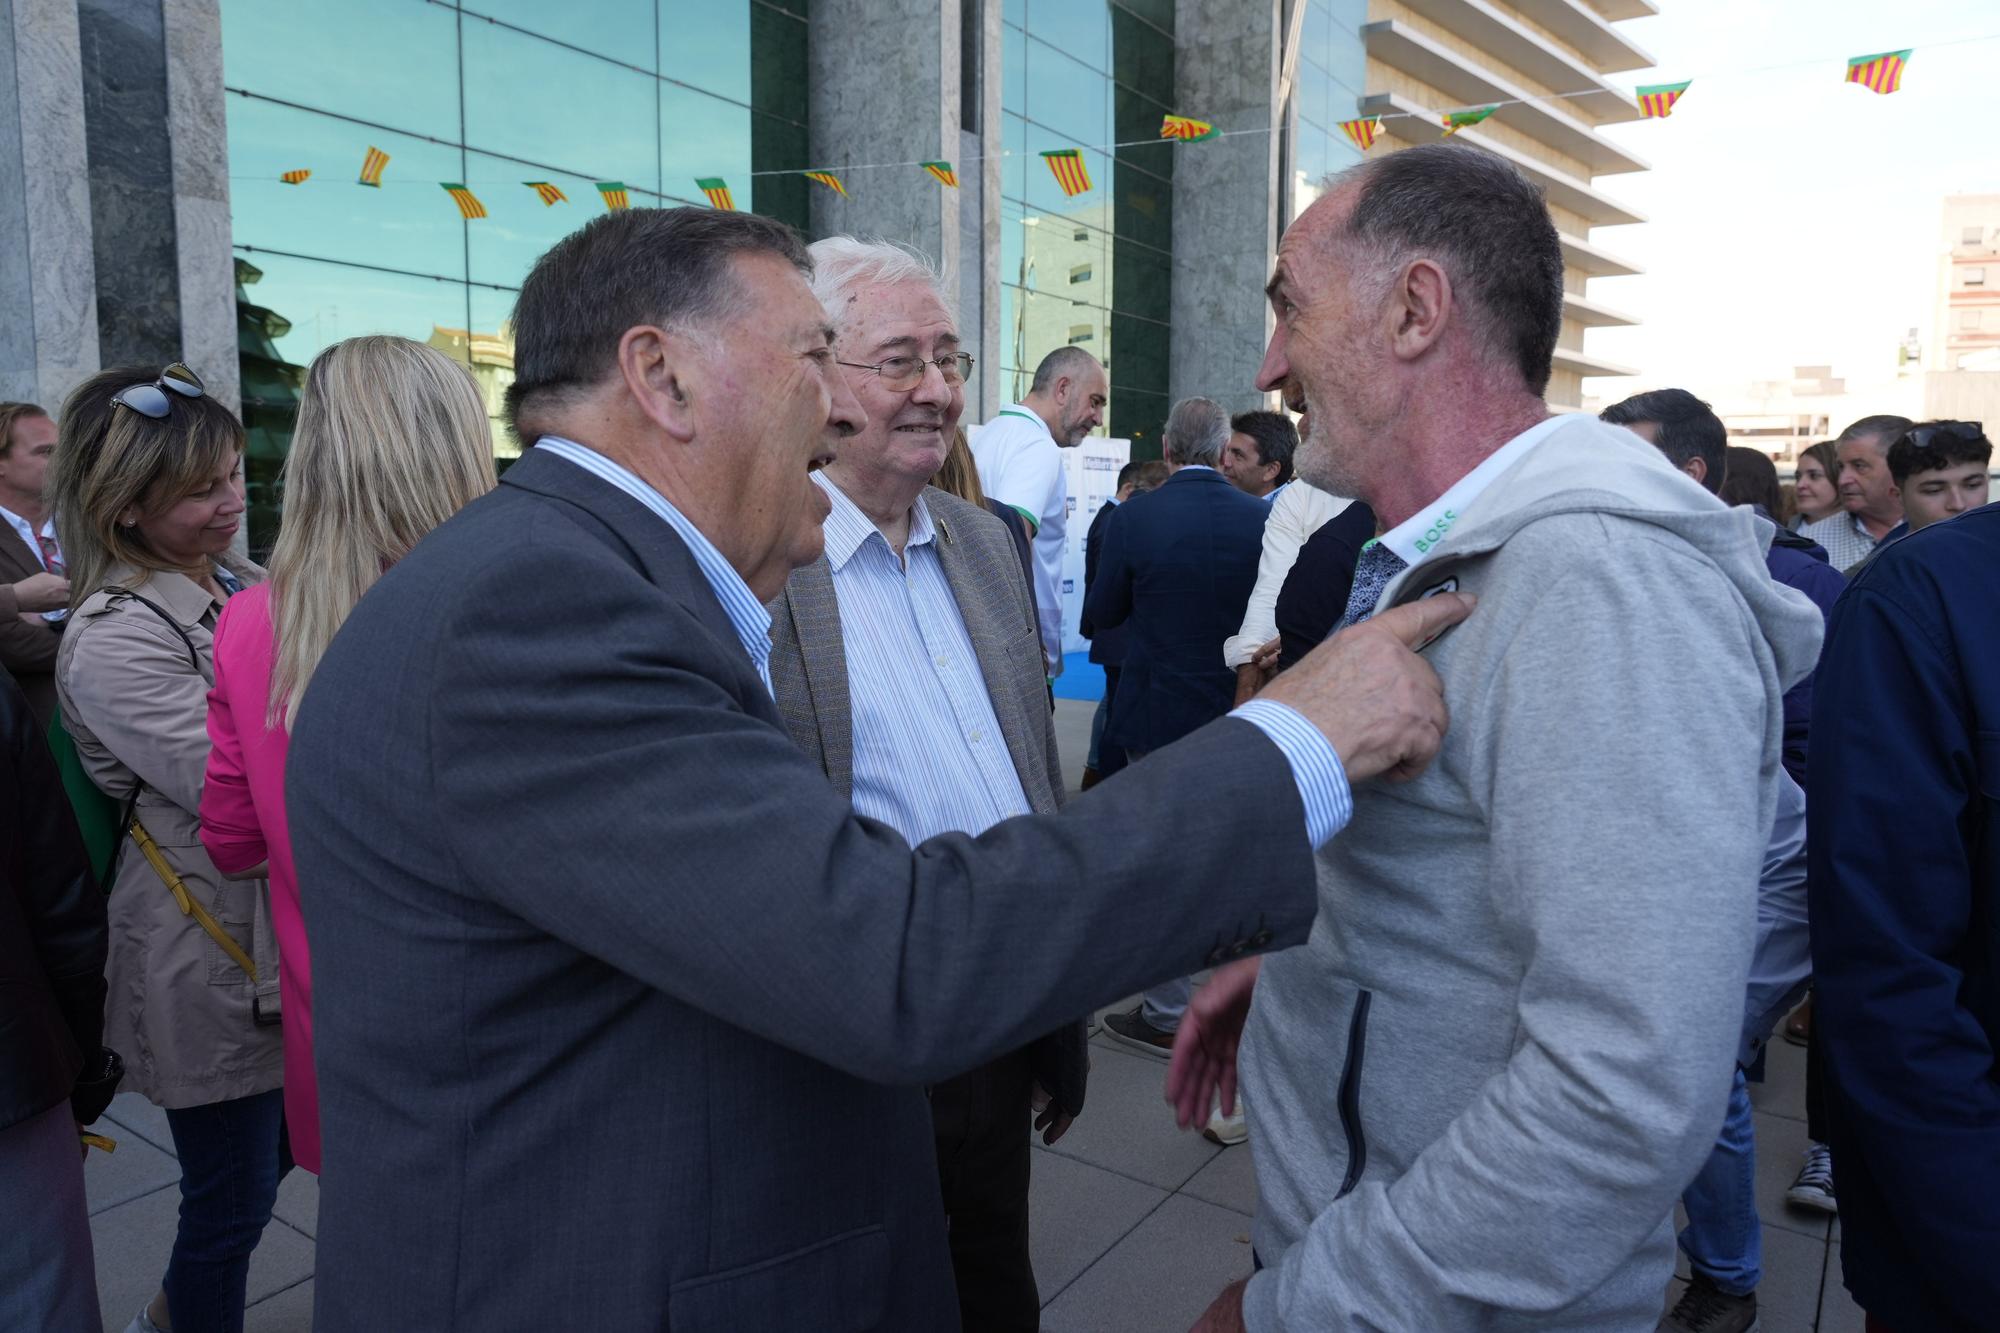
[768,236,1087,1330]
[288,206,1470,1330]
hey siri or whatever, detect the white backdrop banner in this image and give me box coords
[1061,437,1131,655]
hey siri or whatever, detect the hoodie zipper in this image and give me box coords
[1335,989,1372,1198]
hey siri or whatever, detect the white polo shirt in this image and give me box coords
[972,404,1067,676]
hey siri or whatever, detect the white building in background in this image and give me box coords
[1925,195,2000,425]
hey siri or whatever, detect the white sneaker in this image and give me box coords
[1203,1104,1248,1146]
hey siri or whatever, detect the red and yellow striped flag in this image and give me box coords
[1636,81,1691,119]
[802,170,846,197]
[921,160,959,188]
[1441,105,1499,137]
[1040,149,1091,197]
[357,145,389,187]
[596,181,630,210]
[696,177,735,210]
[280,169,311,185]
[1846,49,1911,95]
[524,181,567,206]
[1337,117,1383,152]
[1160,113,1217,142]
[440,183,487,220]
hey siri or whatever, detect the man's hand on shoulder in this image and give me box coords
[1260,592,1473,784]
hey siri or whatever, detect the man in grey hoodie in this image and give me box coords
[1169,144,1825,1332]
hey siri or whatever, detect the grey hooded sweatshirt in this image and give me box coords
[1238,416,1825,1332]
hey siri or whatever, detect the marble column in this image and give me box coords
[0,0,101,409]
[1170,0,1285,416]
[164,0,237,415]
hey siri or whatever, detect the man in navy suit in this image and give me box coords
[1085,397,1272,1054]
[1079,458,1168,789]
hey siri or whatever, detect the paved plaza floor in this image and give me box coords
[80,699,1868,1331]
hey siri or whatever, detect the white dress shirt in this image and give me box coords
[1223,482,1346,668]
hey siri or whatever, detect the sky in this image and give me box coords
[1578,0,2000,402]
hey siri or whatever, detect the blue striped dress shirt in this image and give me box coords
[535,438,774,692]
[815,473,1031,842]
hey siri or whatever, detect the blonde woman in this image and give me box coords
[49,363,279,1333]
[199,336,494,1178]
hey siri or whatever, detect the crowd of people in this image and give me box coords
[0,140,1992,1333]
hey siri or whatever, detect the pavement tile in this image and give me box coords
[1178,1139,1257,1217]
[103,1091,177,1158]
[83,1129,181,1217]
[91,1183,318,1330]
[1029,1147,1167,1302]
[1040,1194,1254,1333]
[1817,1243,1868,1333]
[1747,1034,1810,1123]
[247,1277,315,1332]
[1753,1110,1835,1242]
[273,1167,319,1239]
[1041,1045,1218,1191]
[1757,1221,1829,1329]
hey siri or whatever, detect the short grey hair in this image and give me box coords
[807,236,955,331]
[1029,345,1102,394]
[1163,397,1230,468]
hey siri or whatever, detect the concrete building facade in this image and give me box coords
[3,0,1654,513]
[1924,194,2000,429]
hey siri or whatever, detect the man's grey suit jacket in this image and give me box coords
[288,447,1318,1331]
[768,486,1088,1114]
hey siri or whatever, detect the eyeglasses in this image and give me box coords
[111,364,206,419]
[1904,420,1985,450]
[836,353,975,392]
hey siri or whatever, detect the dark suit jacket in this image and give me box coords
[0,527,62,727]
[1083,468,1267,753]
[1275,500,1377,669]
[288,446,1318,1331]
[982,497,1038,619]
[1079,497,1124,666]
[768,487,1086,1116]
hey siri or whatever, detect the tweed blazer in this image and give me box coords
[0,521,62,726]
[768,486,1087,1112]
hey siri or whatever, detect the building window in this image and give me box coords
[1073,228,1089,242]
[1069,264,1093,284]
[1965,267,1986,286]
[1960,309,1983,330]
[1068,324,1094,344]
[1965,225,1986,246]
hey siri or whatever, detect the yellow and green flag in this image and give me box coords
[441,183,487,220]
[1160,113,1217,142]
[802,170,846,197]
[525,181,568,206]
[1040,149,1092,197]
[596,181,630,210]
[1846,49,1910,95]
[1637,81,1691,119]
[922,161,960,188]
[280,169,311,185]
[697,178,735,210]
[1337,117,1383,151]
[1441,105,1499,136]
[357,145,390,187]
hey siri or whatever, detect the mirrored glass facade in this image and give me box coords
[220,0,808,548]
[1290,0,1369,220]
[998,0,1174,454]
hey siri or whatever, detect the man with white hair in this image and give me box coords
[1084,397,1270,1057]
[765,236,1084,1331]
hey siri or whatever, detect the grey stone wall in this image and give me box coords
[1171,0,1285,414]
[0,0,101,409]
[164,0,236,414]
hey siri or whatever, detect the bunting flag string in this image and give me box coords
[1845,49,1911,94]
[357,146,390,187]
[922,160,959,188]
[1160,113,1217,142]
[1636,80,1691,118]
[1441,105,1499,136]
[525,181,568,206]
[280,169,311,185]
[802,170,847,196]
[1337,116,1384,151]
[1041,148,1092,197]
[696,177,736,210]
[596,181,630,210]
[440,183,487,220]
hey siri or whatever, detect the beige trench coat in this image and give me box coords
[55,560,283,1109]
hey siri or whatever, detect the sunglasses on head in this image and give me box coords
[111,364,206,419]
[1904,420,1985,450]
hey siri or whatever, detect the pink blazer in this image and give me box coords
[200,584,319,1172]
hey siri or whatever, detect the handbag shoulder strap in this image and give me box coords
[103,586,201,670]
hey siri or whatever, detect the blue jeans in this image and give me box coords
[163,1088,292,1333]
[1679,1066,1760,1296]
